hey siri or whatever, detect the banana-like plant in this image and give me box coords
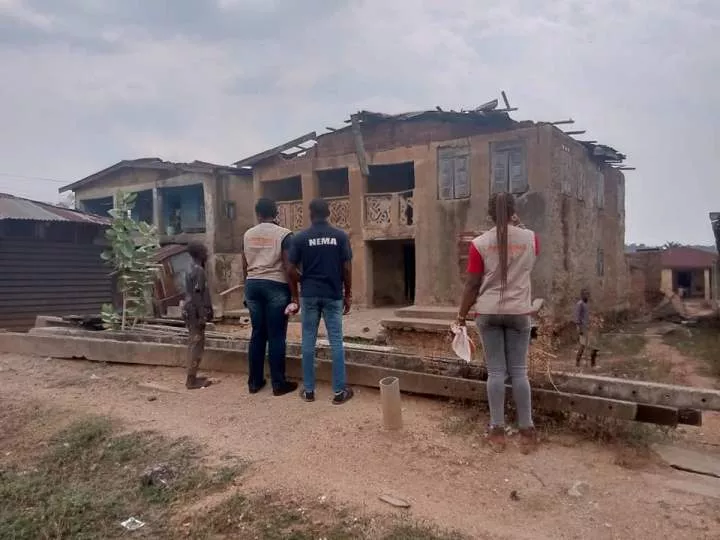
[100,191,159,330]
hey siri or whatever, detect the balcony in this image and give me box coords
[276,200,304,231]
[363,190,414,239]
[327,196,351,230]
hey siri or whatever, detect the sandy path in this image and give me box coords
[1,353,719,539]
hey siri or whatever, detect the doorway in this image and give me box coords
[369,240,415,306]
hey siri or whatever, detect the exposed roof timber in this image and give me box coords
[564,130,587,135]
[233,131,317,167]
[501,91,511,109]
[325,126,337,132]
[578,140,597,144]
[552,119,575,125]
[475,99,498,112]
[616,166,636,171]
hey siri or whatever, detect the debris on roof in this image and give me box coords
[0,193,109,225]
[60,158,250,193]
[232,92,629,169]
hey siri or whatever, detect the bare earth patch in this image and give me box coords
[1,346,720,539]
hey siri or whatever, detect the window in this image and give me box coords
[617,176,625,215]
[597,248,605,277]
[491,141,527,194]
[596,169,605,209]
[437,147,470,200]
[577,166,586,201]
[560,146,572,195]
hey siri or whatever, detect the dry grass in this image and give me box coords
[663,326,720,378]
[0,409,465,540]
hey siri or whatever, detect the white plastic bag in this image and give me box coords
[450,323,476,363]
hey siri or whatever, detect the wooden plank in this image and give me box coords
[233,132,317,167]
[350,114,370,177]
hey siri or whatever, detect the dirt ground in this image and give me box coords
[2,326,720,539]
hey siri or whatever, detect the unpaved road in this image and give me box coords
[1,352,719,539]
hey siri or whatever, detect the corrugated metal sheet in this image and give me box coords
[661,246,718,270]
[0,193,110,224]
[0,238,113,331]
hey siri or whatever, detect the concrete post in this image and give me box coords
[704,268,711,302]
[301,172,318,227]
[348,167,370,306]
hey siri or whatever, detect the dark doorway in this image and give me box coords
[369,239,415,306]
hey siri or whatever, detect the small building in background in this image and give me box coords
[659,246,717,301]
[59,158,255,310]
[0,193,112,331]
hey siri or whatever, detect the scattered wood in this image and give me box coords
[551,119,575,125]
[379,494,411,508]
[564,130,587,135]
[501,91,511,109]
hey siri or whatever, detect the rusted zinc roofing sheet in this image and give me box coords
[0,193,110,225]
[60,158,251,194]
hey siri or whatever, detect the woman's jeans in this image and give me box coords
[244,279,291,391]
[476,314,533,429]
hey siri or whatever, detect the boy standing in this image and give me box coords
[182,242,214,389]
[574,288,598,368]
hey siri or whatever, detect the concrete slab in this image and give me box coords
[644,471,720,499]
[653,445,720,478]
[381,317,476,333]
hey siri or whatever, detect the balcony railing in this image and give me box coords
[363,190,414,237]
[276,200,304,231]
[327,196,350,230]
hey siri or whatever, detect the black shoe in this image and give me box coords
[273,381,298,397]
[249,379,267,394]
[300,389,315,402]
[332,387,354,405]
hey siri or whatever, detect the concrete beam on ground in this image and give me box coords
[25,326,720,413]
[0,331,698,426]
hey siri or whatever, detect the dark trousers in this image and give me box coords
[245,279,291,390]
[186,323,206,378]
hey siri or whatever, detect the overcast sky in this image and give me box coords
[1,0,718,245]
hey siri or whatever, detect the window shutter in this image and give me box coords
[453,154,470,198]
[491,149,508,194]
[438,150,455,200]
[508,148,527,193]
[597,171,605,209]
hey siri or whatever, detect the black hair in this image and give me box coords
[488,192,516,296]
[255,198,278,219]
[187,242,208,262]
[309,198,330,221]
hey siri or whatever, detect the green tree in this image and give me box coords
[100,191,159,330]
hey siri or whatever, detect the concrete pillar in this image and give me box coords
[660,268,673,295]
[300,172,318,227]
[348,167,370,306]
[152,187,163,232]
[704,268,711,302]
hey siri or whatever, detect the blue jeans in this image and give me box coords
[477,314,533,429]
[301,297,346,393]
[244,279,291,391]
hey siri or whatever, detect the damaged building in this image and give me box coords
[234,99,630,319]
[59,159,255,309]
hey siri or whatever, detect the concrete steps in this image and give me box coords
[394,306,473,321]
[381,316,476,334]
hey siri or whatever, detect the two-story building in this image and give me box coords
[59,158,254,307]
[235,106,630,319]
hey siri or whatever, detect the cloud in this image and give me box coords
[0,0,718,244]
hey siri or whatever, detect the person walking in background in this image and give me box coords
[456,192,539,453]
[242,198,299,396]
[289,198,354,405]
[182,242,214,390]
[574,288,598,368]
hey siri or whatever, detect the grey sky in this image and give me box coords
[0,0,718,245]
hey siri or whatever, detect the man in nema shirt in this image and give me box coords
[289,199,354,405]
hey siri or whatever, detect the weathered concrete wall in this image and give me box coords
[546,128,628,319]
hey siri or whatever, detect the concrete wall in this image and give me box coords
[73,167,254,304]
[249,121,627,318]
